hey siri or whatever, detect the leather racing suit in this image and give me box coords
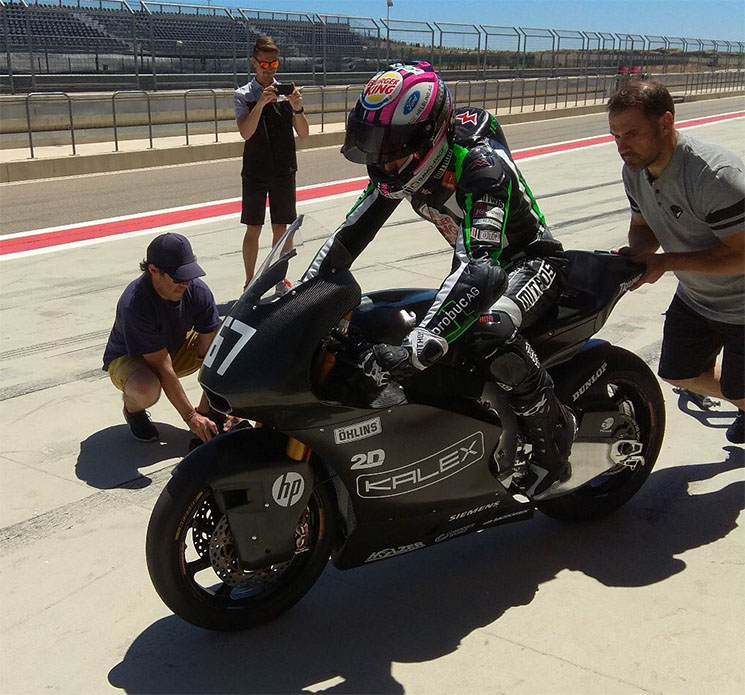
[304,107,574,497]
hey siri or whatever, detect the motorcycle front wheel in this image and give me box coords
[146,473,336,631]
[538,345,666,522]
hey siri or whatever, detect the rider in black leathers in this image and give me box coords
[303,62,575,498]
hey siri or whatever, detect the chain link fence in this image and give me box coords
[2,0,744,93]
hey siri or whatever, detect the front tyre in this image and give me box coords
[538,344,665,522]
[146,473,336,631]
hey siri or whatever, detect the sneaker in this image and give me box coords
[275,279,292,296]
[123,407,159,442]
[726,410,744,444]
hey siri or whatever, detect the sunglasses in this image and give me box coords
[159,269,189,284]
[254,58,279,69]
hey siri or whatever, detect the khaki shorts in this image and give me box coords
[107,330,203,392]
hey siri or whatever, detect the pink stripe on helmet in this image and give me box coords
[363,67,439,125]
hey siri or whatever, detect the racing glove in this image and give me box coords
[359,328,449,385]
[358,346,395,386]
[403,327,449,369]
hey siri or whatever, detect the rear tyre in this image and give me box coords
[146,472,336,631]
[538,344,665,522]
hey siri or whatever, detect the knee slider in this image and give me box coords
[489,349,532,387]
[469,311,517,363]
[482,311,517,343]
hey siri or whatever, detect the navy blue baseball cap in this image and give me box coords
[146,233,205,282]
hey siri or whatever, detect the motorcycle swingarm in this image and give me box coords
[538,410,645,500]
[173,428,314,569]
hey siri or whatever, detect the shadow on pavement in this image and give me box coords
[675,390,737,431]
[75,423,191,489]
[108,448,743,694]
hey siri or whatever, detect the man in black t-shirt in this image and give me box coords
[103,233,222,444]
[233,36,309,290]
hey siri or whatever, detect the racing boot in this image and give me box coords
[512,385,576,499]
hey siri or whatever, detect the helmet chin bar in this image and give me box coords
[371,133,451,199]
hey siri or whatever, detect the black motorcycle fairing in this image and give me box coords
[352,288,438,345]
[172,427,316,570]
[526,251,643,367]
[195,252,644,572]
[331,501,534,569]
[286,403,534,569]
[200,270,362,427]
[348,251,643,376]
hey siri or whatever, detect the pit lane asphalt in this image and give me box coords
[1,95,743,235]
[0,95,743,695]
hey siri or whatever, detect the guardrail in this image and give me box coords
[183,88,217,145]
[112,90,153,150]
[13,70,745,159]
[25,91,75,158]
[2,2,744,93]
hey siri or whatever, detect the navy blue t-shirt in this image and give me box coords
[102,274,220,370]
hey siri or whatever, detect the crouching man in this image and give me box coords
[103,233,223,444]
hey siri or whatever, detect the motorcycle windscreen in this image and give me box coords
[199,215,362,425]
[342,112,435,165]
[242,215,305,303]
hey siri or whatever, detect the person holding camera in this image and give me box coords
[233,36,309,291]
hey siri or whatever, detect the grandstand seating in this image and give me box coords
[0,3,371,60]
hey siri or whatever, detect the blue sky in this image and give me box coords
[218,0,745,42]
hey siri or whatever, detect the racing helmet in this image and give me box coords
[341,62,453,198]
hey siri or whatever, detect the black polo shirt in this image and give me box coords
[234,78,297,177]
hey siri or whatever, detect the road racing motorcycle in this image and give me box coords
[146,216,665,631]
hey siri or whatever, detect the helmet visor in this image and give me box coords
[342,112,435,165]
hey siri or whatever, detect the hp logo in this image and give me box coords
[272,472,305,507]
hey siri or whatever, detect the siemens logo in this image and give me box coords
[449,500,500,521]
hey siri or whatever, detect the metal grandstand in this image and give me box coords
[1,0,744,92]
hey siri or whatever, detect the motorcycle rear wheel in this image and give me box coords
[146,474,335,631]
[538,345,665,522]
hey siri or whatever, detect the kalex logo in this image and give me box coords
[361,71,404,110]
